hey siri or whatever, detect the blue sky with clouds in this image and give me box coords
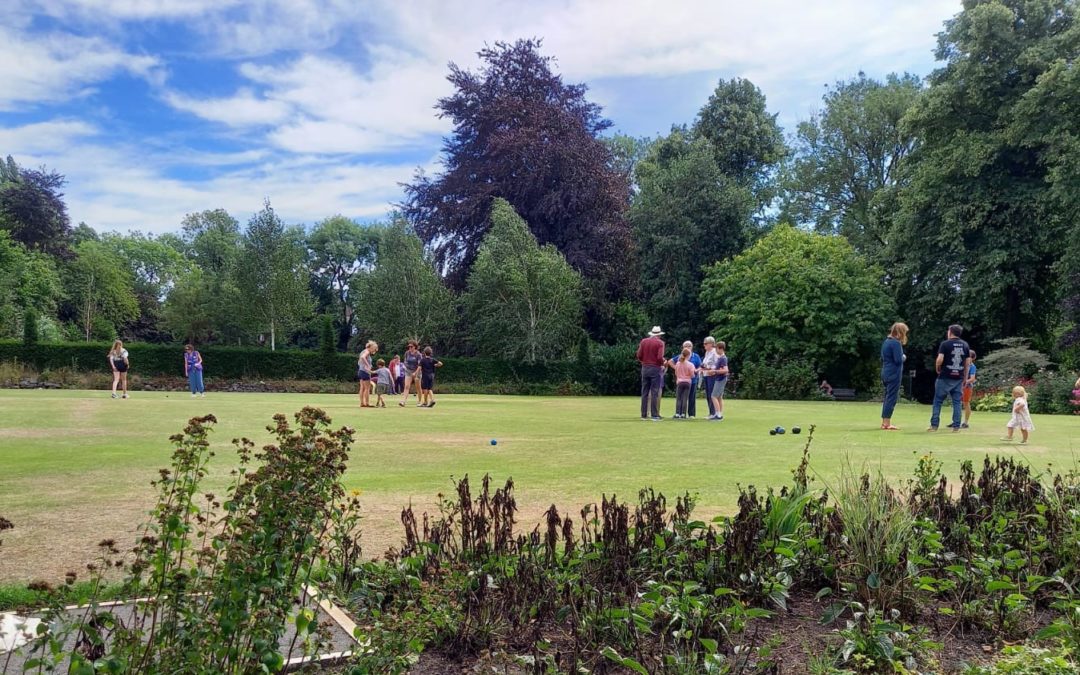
[1,0,959,235]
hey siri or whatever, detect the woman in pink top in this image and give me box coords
[670,347,698,419]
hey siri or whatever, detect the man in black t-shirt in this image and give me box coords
[929,324,972,432]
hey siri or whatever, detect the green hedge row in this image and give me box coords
[0,341,627,389]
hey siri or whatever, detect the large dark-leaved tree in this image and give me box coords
[0,155,72,256]
[402,39,633,330]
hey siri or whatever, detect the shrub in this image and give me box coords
[22,307,38,346]
[1030,371,1078,415]
[738,358,817,400]
[317,315,337,378]
[977,338,1054,391]
[589,342,639,395]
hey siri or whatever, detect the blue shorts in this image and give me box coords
[357,370,371,381]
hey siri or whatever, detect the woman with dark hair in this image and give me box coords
[880,322,909,430]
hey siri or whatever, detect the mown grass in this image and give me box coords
[0,389,1077,584]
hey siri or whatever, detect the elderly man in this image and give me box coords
[636,326,666,420]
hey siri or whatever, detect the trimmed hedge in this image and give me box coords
[0,341,605,389]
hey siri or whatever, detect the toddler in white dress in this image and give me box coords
[1002,385,1034,444]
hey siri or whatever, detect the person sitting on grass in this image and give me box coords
[374,359,392,408]
[418,346,443,408]
[819,379,834,397]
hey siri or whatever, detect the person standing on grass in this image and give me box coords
[880,322,908,430]
[389,354,402,394]
[961,350,977,428]
[183,344,205,398]
[703,341,729,421]
[374,359,392,408]
[700,337,719,418]
[108,339,130,399]
[670,347,698,419]
[637,326,666,420]
[399,341,422,406]
[928,324,971,432]
[670,340,703,418]
[1001,385,1034,443]
[418,347,442,407]
[357,340,378,408]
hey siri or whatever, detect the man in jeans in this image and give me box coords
[929,324,972,432]
[636,326,666,420]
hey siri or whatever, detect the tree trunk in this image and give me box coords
[270,319,276,351]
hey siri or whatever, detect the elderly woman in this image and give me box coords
[880,322,908,430]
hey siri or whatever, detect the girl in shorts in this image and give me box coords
[108,339,130,399]
[357,340,378,408]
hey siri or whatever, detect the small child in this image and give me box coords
[374,359,392,408]
[419,346,443,408]
[1002,385,1034,443]
[670,348,698,419]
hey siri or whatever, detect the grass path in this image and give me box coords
[1,389,1077,582]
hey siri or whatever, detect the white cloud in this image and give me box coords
[164,88,291,126]
[0,119,98,154]
[0,26,159,110]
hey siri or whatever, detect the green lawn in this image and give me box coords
[1,389,1077,583]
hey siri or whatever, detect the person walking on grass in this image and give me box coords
[418,347,442,407]
[670,340,703,418]
[108,339,130,399]
[399,341,422,406]
[183,344,205,398]
[389,354,402,394]
[374,359,392,408]
[670,347,698,419]
[961,350,977,428]
[928,324,971,432]
[637,326,666,420]
[880,322,908,430]
[1001,385,1034,444]
[357,340,378,408]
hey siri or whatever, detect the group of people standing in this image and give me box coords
[356,340,443,409]
[107,340,206,398]
[880,322,1035,441]
[636,326,729,421]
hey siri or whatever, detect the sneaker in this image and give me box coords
[1000,437,1013,442]
[641,416,650,421]
[651,416,663,421]
[951,426,961,433]
[398,402,406,407]
[428,401,436,408]
[927,427,938,432]
[192,394,197,398]
[688,415,695,419]
[715,415,724,421]
[111,393,117,399]
[960,423,969,429]
[122,393,128,399]
[201,393,206,398]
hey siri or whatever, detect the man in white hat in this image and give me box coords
[636,326,666,420]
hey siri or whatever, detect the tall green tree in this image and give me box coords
[172,209,246,344]
[307,215,380,348]
[64,240,140,341]
[353,221,455,353]
[462,199,583,363]
[889,0,1077,352]
[0,230,62,339]
[101,231,191,342]
[630,78,784,341]
[782,73,922,258]
[631,127,756,340]
[233,201,312,350]
[700,224,893,379]
[695,77,787,212]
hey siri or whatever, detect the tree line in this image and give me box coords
[1,0,1077,389]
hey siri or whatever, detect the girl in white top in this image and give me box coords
[108,339,130,399]
[1002,385,1034,443]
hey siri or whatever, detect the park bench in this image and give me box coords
[831,387,857,401]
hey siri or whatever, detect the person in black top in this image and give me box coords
[928,324,972,432]
[418,346,442,408]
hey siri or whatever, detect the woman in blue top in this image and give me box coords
[880,322,908,430]
[184,344,205,397]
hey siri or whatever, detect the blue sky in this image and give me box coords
[0,0,959,235]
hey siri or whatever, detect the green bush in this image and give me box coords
[589,343,639,395]
[22,307,38,346]
[1029,372,1078,415]
[738,358,817,400]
